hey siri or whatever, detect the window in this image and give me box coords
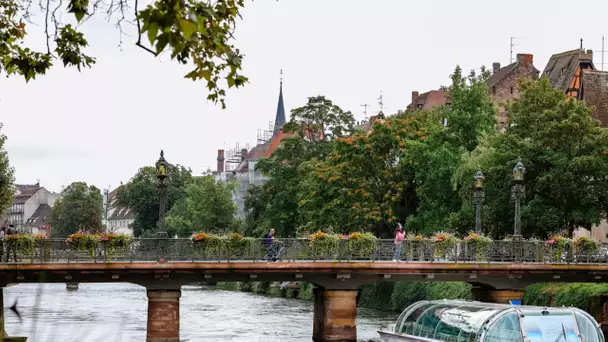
[442,118,448,127]
[486,312,522,342]
[510,87,514,94]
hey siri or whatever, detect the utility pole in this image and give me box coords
[103,188,110,233]
[377,91,384,112]
[510,37,523,63]
[360,104,370,119]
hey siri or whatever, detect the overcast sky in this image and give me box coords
[1,0,608,193]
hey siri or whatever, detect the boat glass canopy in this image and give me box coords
[392,300,604,342]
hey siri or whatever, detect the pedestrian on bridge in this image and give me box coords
[393,222,405,262]
[264,228,282,262]
[5,225,17,263]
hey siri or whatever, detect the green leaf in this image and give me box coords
[74,10,85,22]
[156,33,169,54]
[147,23,158,45]
[200,69,211,81]
[178,18,198,39]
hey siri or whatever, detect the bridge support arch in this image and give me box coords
[472,286,525,304]
[146,288,181,342]
[312,287,358,342]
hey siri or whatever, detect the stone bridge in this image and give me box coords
[0,238,607,341]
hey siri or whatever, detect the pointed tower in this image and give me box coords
[273,70,286,134]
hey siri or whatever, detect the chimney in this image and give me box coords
[583,49,593,61]
[493,62,501,73]
[241,148,248,162]
[411,91,419,104]
[516,53,533,65]
[216,149,225,173]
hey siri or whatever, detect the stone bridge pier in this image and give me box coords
[144,285,181,342]
[313,288,358,342]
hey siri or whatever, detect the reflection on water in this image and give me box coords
[3,283,398,341]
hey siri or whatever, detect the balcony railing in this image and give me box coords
[1,238,607,264]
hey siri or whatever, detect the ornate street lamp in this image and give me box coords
[473,170,485,234]
[511,159,526,240]
[156,150,169,230]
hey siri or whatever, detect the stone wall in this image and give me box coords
[490,54,538,129]
[582,70,608,126]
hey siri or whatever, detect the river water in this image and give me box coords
[3,283,398,341]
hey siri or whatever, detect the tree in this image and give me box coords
[164,175,236,237]
[248,96,355,237]
[117,164,192,237]
[1,0,248,107]
[242,185,270,237]
[51,181,103,237]
[0,124,15,215]
[454,79,608,238]
[406,66,497,235]
[298,115,426,237]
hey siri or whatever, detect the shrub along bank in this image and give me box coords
[212,281,608,320]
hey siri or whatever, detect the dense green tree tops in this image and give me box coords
[246,68,608,240]
[117,165,192,237]
[51,182,103,237]
[1,0,247,107]
[0,124,14,216]
[454,79,608,238]
[164,175,236,237]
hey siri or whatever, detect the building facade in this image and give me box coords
[6,183,60,235]
[105,186,134,236]
[406,53,539,130]
[214,78,288,218]
[487,53,540,129]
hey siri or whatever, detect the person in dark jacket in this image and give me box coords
[5,225,17,262]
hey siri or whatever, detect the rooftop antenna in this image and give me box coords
[602,35,605,71]
[580,37,584,50]
[279,69,283,84]
[377,91,384,112]
[510,37,523,63]
[360,104,370,118]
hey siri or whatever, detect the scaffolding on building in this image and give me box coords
[256,121,274,145]
[225,142,250,172]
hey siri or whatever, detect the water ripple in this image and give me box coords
[3,283,397,341]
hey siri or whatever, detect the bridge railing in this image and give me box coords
[3,238,608,264]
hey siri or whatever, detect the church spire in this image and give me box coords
[273,69,286,134]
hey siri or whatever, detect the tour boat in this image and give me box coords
[378,299,605,342]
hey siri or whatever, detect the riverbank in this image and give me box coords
[213,281,608,320]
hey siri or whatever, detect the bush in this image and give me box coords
[347,232,377,256]
[358,282,395,311]
[5,234,36,257]
[463,232,492,261]
[310,231,340,258]
[432,232,460,259]
[391,282,428,311]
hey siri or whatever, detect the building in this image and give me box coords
[542,46,608,125]
[487,53,540,129]
[105,186,134,236]
[406,90,449,112]
[5,183,60,235]
[406,54,538,130]
[214,78,289,218]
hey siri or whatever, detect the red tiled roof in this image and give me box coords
[407,90,449,111]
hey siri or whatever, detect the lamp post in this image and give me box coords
[156,150,169,230]
[511,159,526,240]
[473,170,485,234]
